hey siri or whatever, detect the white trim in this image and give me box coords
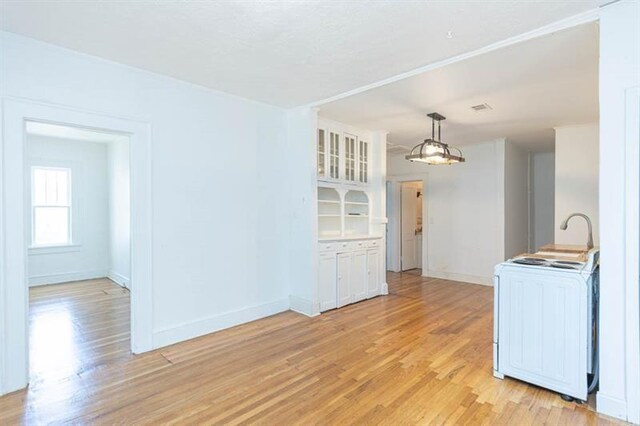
[29,269,108,287]
[152,298,290,349]
[28,243,81,255]
[623,87,640,424]
[597,393,628,421]
[0,98,152,396]
[108,270,130,288]
[423,270,493,287]
[307,9,599,108]
[289,295,320,317]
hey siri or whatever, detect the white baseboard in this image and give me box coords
[29,269,109,286]
[423,270,493,286]
[289,295,320,317]
[381,282,389,295]
[152,298,290,349]
[597,392,627,421]
[108,270,130,288]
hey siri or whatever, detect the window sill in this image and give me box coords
[28,244,81,255]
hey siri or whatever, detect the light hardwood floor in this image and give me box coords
[0,274,625,425]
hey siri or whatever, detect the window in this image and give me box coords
[32,167,72,246]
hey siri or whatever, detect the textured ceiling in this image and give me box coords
[318,23,599,152]
[0,0,598,107]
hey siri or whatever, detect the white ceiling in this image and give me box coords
[26,121,127,144]
[319,22,599,152]
[0,0,599,107]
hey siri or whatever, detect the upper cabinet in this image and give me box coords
[317,121,370,185]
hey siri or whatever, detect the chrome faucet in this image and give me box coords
[560,213,594,250]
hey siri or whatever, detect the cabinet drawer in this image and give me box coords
[366,239,381,248]
[318,242,338,252]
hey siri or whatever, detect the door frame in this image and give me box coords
[386,173,428,273]
[0,98,153,395]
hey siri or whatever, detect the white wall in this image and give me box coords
[1,31,290,349]
[504,142,529,259]
[108,138,131,287]
[529,152,555,251]
[554,123,599,246]
[26,135,109,286]
[598,1,640,422]
[387,139,506,285]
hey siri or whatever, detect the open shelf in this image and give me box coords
[344,190,369,236]
[317,186,371,238]
[318,187,341,236]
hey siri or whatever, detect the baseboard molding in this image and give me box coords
[289,295,320,317]
[152,298,290,349]
[597,392,627,421]
[29,269,109,287]
[381,282,389,295]
[423,270,493,286]
[107,270,130,288]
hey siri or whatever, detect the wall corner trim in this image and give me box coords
[107,270,130,288]
[596,392,627,421]
[152,298,290,349]
[289,295,320,317]
[423,270,493,287]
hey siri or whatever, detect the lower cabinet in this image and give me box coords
[336,253,351,308]
[318,239,382,312]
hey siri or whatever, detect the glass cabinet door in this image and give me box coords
[317,128,326,177]
[359,140,368,183]
[329,132,340,179]
[345,135,356,181]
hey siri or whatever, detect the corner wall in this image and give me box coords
[554,123,599,246]
[597,1,640,422]
[504,142,530,259]
[107,137,131,287]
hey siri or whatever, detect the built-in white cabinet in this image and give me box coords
[318,238,383,312]
[336,252,351,308]
[318,252,337,311]
[317,125,369,185]
[318,186,370,238]
[366,248,380,298]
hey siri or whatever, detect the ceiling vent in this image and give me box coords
[386,143,410,155]
[471,103,492,112]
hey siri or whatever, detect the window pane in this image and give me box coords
[45,170,58,204]
[56,170,69,205]
[33,169,47,205]
[34,206,69,245]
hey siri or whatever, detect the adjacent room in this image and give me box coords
[0,1,638,424]
[24,121,132,385]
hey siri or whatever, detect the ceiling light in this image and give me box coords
[405,113,465,165]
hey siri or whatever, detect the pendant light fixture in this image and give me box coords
[405,112,465,165]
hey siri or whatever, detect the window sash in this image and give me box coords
[31,166,72,246]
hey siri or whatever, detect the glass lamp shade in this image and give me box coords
[405,139,465,165]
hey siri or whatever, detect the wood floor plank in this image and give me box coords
[0,273,627,425]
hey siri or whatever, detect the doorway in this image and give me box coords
[400,181,423,271]
[25,121,132,383]
[0,99,153,395]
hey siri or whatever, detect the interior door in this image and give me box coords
[401,185,418,271]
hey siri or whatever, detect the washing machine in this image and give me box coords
[493,249,599,401]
